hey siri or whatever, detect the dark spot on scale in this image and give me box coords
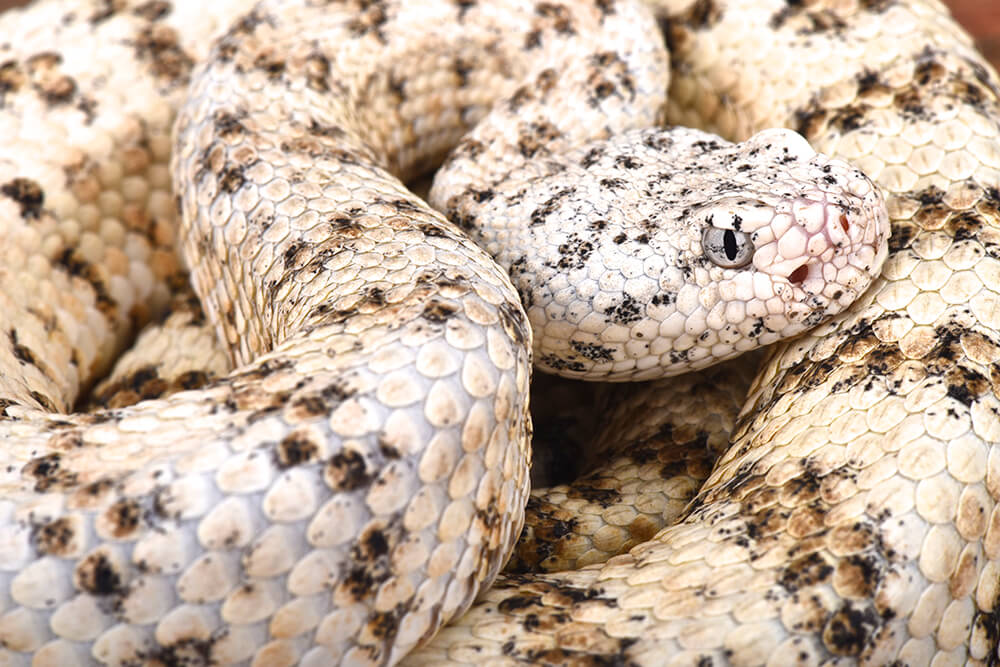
[517,120,561,158]
[569,340,614,363]
[615,154,640,169]
[253,50,286,78]
[468,188,494,203]
[103,498,143,538]
[217,164,246,193]
[567,483,621,507]
[538,353,586,374]
[451,138,485,161]
[580,146,604,168]
[307,118,346,140]
[339,521,399,606]
[54,248,117,319]
[213,109,247,138]
[454,0,477,17]
[361,527,389,559]
[602,293,642,325]
[529,186,575,226]
[275,430,320,467]
[346,1,390,42]
[681,0,721,28]
[2,178,45,218]
[945,366,990,407]
[133,1,172,21]
[651,292,676,307]
[89,0,121,23]
[823,602,881,656]
[303,52,331,92]
[769,1,848,32]
[0,60,26,102]
[22,52,77,106]
[591,79,616,101]
[33,517,77,556]
[498,301,530,349]
[378,437,400,460]
[368,606,404,641]
[287,394,327,419]
[534,2,575,34]
[422,299,458,323]
[130,24,195,86]
[75,550,123,595]
[551,233,593,270]
[498,594,542,613]
[144,638,217,667]
[452,57,474,86]
[9,328,38,367]
[325,449,374,492]
[23,453,78,491]
[859,0,897,12]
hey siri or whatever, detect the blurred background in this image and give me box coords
[947,0,1000,69]
[0,0,997,85]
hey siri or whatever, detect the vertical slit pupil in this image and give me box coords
[723,229,739,260]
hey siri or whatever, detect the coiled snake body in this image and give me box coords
[0,0,996,665]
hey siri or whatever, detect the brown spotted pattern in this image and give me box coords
[407,0,1000,665]
[1,0,669,665]
[0,0,990,666]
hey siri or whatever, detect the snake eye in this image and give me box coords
[702,227,754,268]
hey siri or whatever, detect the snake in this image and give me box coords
[0,1,995,666]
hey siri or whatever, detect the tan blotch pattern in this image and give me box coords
[408,0,1000,665]
[0,0,993,666]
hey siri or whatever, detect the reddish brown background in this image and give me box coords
[0,1,998,76]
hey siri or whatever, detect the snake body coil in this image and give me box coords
[0,0,997,666]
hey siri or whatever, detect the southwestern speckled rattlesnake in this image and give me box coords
[0,0,997,665]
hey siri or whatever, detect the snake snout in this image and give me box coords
[777,181,890,312]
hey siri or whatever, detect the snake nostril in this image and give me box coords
[788,265,808,284]
[839,214,850,232]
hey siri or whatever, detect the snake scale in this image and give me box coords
[0,0,997,666]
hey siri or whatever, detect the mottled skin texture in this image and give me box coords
[409,0,1000,665]
[0,1,992,667]
[434,127,886,380]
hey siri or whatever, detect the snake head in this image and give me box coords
[457,125,890,381]
[694,128,891,353]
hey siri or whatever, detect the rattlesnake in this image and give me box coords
[0,2,995,667]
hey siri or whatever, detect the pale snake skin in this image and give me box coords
[0,2,996,667]
[414,1,1000,665]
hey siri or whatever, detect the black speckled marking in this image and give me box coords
[346,0,390,43]
[823,602,882,657]
[569,339,614,362]
[133,1,173,22]
[140,638,217,667]
[130,24,195,86]
[325,448,376,491]
[422,298,459,323]
[529,185,576,226]
[602,293,642,325]
[32,517,77,557]
[657,0,723,55]
[1,177,45,219]
[275,429,321,467]
[74,549,124,595]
